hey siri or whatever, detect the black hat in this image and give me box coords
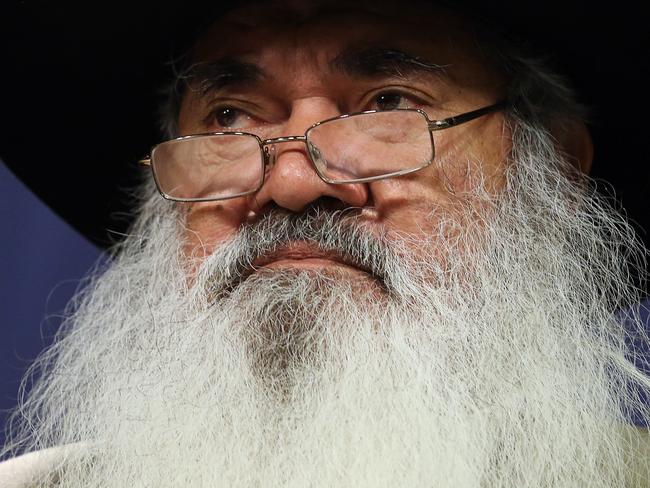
[1,2,648,259]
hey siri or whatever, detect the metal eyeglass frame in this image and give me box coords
[139,100,507,202]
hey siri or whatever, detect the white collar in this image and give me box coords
[0,444,82,488]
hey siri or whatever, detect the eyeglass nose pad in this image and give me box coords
[264,144,277,169]
[307,141,327,174]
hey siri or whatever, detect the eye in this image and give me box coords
[207,105,252,130]
[368,91,414,111]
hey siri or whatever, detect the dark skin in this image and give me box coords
[177,1,593,275]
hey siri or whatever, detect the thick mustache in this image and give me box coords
[252,241,374,269]
[204,205,392,296]
[245,240,382,281]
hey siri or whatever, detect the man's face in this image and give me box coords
[177,1,508,264]
[7,3,648,487]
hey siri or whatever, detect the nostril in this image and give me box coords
[312,196,349,212]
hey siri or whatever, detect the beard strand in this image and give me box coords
[3,122,650,487]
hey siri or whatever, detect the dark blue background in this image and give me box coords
[1,161,101,448]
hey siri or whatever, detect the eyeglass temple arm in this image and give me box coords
[429,100,507,131]
[139,157,151,166]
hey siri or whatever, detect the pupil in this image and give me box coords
[216,107,237,127]
[376,93,402,111]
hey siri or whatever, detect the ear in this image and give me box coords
[553,120,594,175]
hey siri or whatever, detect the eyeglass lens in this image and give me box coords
[151,110,433,201]
[307,110,432,183]
[152,133,265,200]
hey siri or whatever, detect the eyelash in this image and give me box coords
[362,85,434,110]
[203,89,429,129]
[202,103,253,129]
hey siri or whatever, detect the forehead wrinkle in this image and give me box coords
[244,29,341,97]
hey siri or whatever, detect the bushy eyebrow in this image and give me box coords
[177,46,449,100]
[330,46,450,80]
[177,58,265,98]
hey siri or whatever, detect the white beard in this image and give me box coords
[3,123,650,487]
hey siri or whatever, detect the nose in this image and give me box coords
[248,98,369,213]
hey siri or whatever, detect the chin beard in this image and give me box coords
[3,123,650,488]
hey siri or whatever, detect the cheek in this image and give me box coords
[182,200,250,256]
[369,171,452,235]
[369,124,510,236]
[433,124,511,195]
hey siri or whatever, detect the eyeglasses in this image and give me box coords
[139,101,506,202]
